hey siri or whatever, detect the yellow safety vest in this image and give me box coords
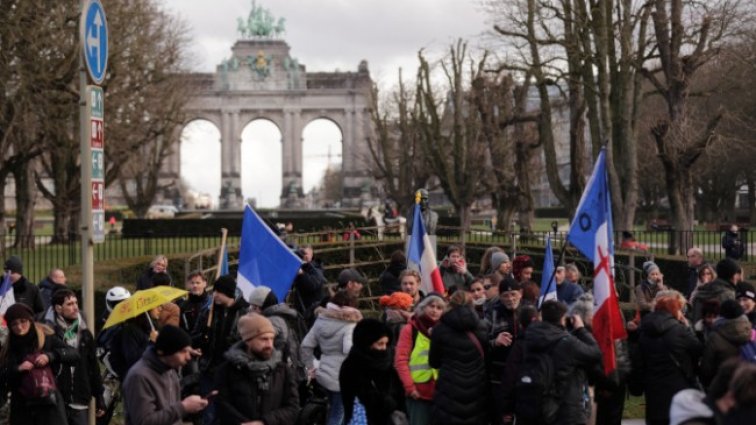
[409,331,438,383]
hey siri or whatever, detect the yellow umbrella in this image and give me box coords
[103,286,188,330]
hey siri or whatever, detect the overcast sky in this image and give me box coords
[161,0,491,207]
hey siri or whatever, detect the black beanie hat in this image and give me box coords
[4,303,34,324]
[499,276,522,293]
[716,258,740,281]
[213,275,237,298]
[155,325,192,356]
[4,256,22,274]
[719,299,744,320]
[352,318,391,350]
[151,272,172,287]
[736,281,756,301]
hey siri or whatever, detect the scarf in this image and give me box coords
[56,315,80,348]
[412,314,438,337]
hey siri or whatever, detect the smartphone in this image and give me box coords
[203,390,218,402]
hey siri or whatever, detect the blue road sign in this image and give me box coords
[81,0,108,84]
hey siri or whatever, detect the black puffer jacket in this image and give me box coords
[638,310,702,424]
[524,321,602,425]
[378,261,406,295]
[340,345,404,425]
[692,278,737,323]
[193,299,250,373]
[429,305,488,425]
[12,277,45,314]
[213,343,299,425]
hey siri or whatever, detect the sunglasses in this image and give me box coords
[483,284,493,290]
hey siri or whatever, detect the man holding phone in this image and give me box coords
[122,325,208,425]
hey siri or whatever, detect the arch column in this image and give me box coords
[280,108,304,207]
[220,110,243,209]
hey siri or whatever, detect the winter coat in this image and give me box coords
[263,303,308,381]
[193,298,250,374]
[638,310,703,425]
[136,268,173,290]
[700,315,752,387]
[378,261,406,295]
[300,303,362,391]
[122,347,185,425]
[214,343,300,425]
[429,305,488,425]
[177,292,212,333]
[722,231,744,260]
[692,279,737,323]
[483,299,520,382]
[394,318,437,401]
[636,280,665,314]
[340,345,405,425]
[556,281,585,306]
[291,261,326,320]
[108,319,151,380]
[47,311,105,410]
[0,323,73,425]
[439,261,474,291]
[524,321,602,425]
[37,277,60,311]
[12,276,45,314]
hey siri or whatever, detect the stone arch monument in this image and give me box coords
[163,4,374,208]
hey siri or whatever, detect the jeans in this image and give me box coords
[327,390,344,425]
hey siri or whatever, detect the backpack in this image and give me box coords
[19,353,58,405]
[514,336,565,425]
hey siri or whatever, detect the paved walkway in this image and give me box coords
[622,420,645,425]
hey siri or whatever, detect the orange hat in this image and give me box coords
[379,292,414,310]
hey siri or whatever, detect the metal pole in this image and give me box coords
[79,1,96,423]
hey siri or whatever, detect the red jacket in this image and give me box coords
[393,322,436,400]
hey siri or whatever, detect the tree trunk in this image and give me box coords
[514,124,535,232]
[12,163,35,248]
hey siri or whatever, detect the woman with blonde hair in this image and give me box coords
[638,290,702,425]
[688,263,716,304]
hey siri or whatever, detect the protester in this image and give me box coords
[300,291,363,425]
[335,268,367,300]
[379,291,415,345]
[499,304,539,424]
[686,248,706,297]
[177,272,212,333]
[340,318,405,425]
[438,245,474,292]
[214,313,300,424]
[693,258,740,323]
[638,290,702,425]
[136,255,172,290]
[122,325,207,425]
[636,261,666,316]
[379,250,408,295]
[735,282,756,328]
[669,357,741,425]
[38,268,67,311]
[555,265,584,306]
[479,246,505,276]
[489,251,513,278]
[400,269,425,306]
[46,289,105,425]
[395,293,446,425]
[484,276,522,400]
[0,303,69,424]
[468,277,488,319]
[722,225,744,261]
[690,263,717,305]
[565,264,585,292]
[513,255,539,305]
[291,244,327,324]
[429,291,488,425]
[699,300,752,388]
[108,308,158,380]
[4,255,44,314]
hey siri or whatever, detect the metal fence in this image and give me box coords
[2,225,750,283]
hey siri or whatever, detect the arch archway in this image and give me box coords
[302,118,343,207]
[180,119,221,209]
[241,119,282,208]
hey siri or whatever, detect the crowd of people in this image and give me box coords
[0,240,755,425]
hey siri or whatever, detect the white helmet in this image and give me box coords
[106,286,131,312]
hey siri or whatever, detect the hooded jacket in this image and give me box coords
[700,315,752,387]
[262,303,307,380]
[429,306,488,425]
[692,278,737,323]
[438,257,474,291]
[300,303,362,391]
[214,343,299,425]
[669,389,714,425]
[37,277,60,311]
[12,276,45,315]
[524,321,602,425]
[122,347,184,425]
[639,310,703,424]
[378,260,407,295]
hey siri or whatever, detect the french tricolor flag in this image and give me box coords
[0,271,16,316]
[407,203,445,295]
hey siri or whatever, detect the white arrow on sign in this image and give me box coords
[87,11,103,73]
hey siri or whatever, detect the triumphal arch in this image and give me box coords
[162,4,374,208]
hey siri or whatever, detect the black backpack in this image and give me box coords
[514,336,566,425]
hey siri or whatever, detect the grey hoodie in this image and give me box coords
[300,303,362,391]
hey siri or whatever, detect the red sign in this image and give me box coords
[90,119,104,149]
[92,181,104,210]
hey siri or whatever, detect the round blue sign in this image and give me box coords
[81,0,108,84]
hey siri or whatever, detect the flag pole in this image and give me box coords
[538,237,570,311]
[206,227,228,328]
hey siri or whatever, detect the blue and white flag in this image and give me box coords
[538,236,557,308]
[237,205,303,302]
[0,271,15,315]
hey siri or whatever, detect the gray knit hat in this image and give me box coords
[491,252,511,272]
[643,261,660,277]
[414,292,446,316]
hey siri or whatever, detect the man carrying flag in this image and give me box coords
[566,149,628,375]
[407,191,445,295]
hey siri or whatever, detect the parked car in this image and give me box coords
[146,205,178,219]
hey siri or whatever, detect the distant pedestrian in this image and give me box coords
[38,268,67,311]
[722,225,745,260]
[4,256,44,314]
[136,255,172,290]
[379,250,407,295]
